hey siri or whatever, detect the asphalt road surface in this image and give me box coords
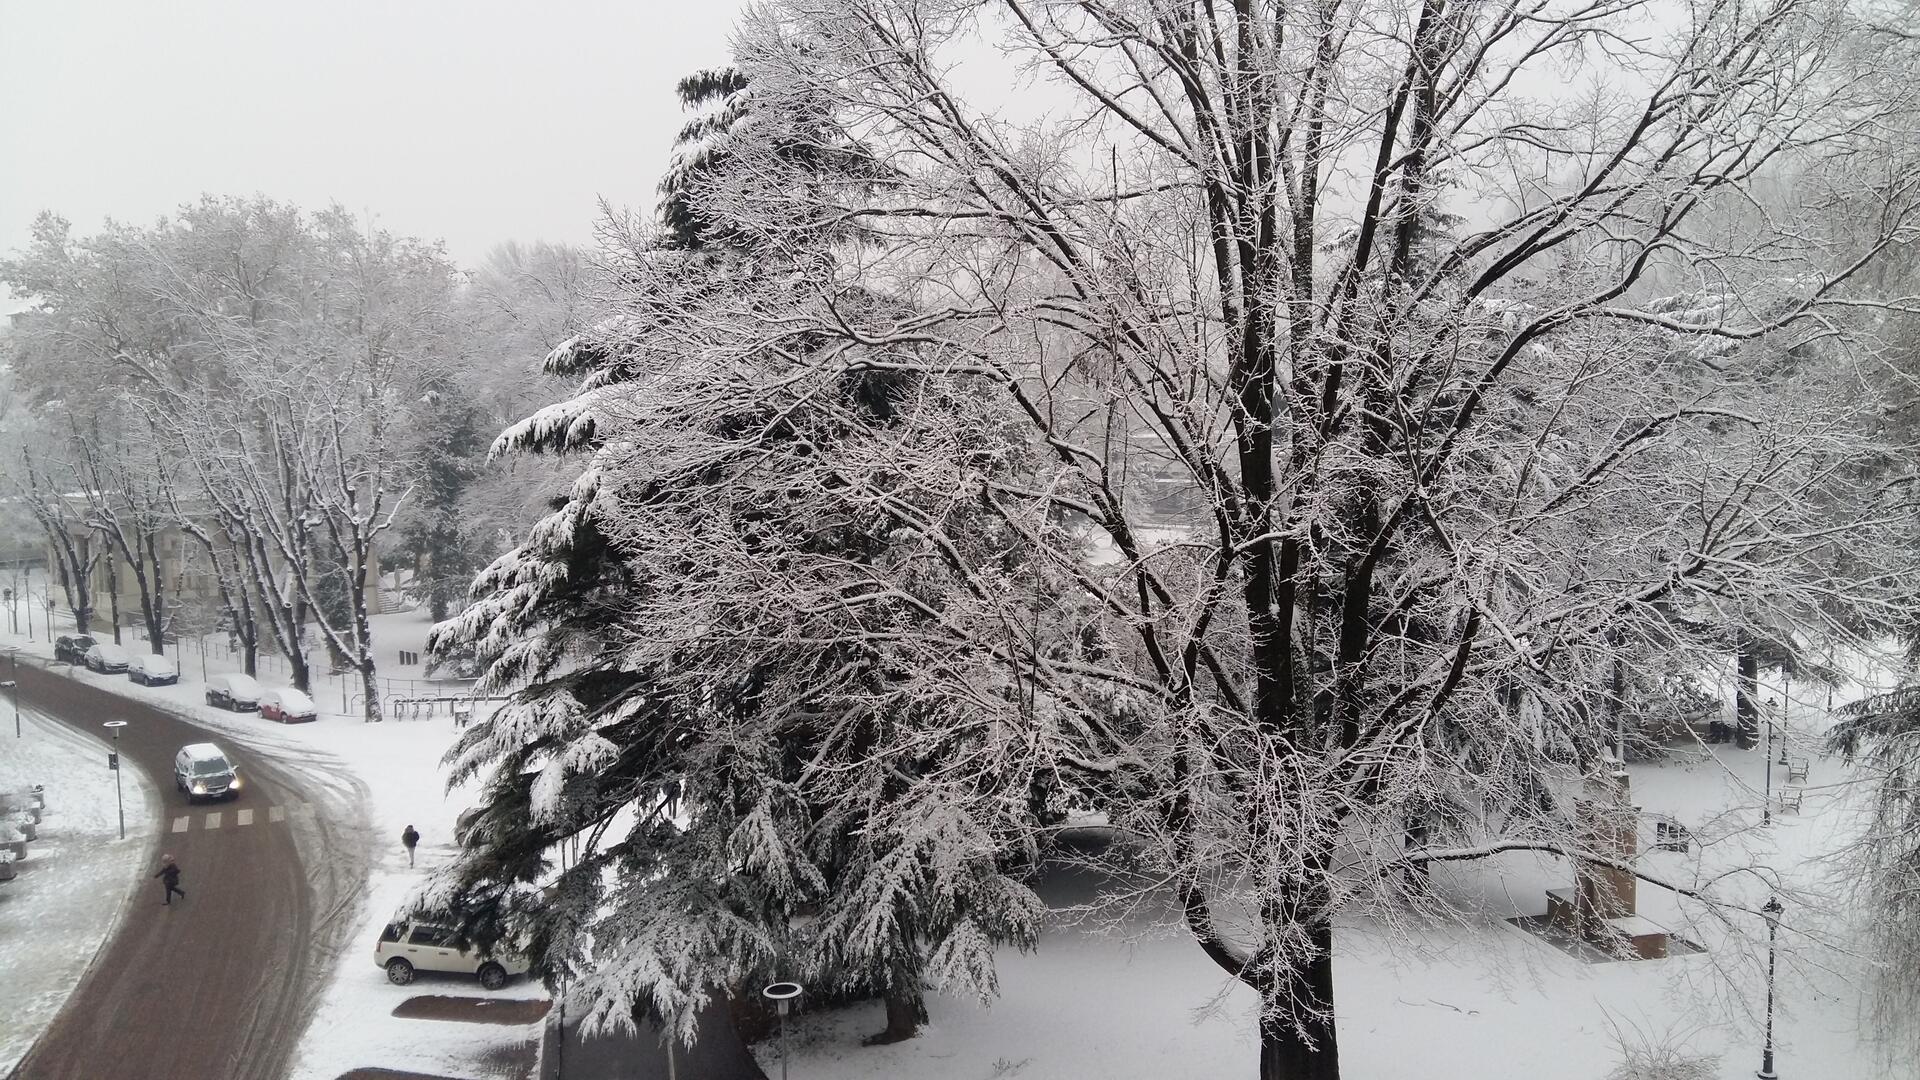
[7,656,367,1080]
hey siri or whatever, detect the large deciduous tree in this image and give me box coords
[488,3,1920,1077]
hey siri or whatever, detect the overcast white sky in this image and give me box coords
[0,0,747,310]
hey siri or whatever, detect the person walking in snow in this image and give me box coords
[154,853,186,905]
[401,824,419,867]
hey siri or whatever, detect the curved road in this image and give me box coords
[7,657,366,1080]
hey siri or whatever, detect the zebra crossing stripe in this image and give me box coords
[171,816,188,834]
[205,812,222,830]
[268,806,286,823]
[237,809,254,826]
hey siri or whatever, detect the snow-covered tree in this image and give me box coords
[2,197,460,713]
[170,208,447,715]
[429,69,1051,1056]
[14,450,98,635]
[65,415,175,653]
[470,4,1920,1077]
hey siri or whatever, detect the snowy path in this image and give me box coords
[0,704,158,1077]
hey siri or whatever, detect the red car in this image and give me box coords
[258,687,319,723]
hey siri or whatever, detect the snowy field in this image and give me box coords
[0,612,547,1080]
[762,665,1907,1080]
[0,702,158,1076]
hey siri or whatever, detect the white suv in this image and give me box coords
[375,919,530,990]
[173,743,243,802]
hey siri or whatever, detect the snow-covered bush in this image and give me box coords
[1603,1022,1719,1080]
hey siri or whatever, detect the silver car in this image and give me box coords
[173,742,243,802]
[128,652,179,686]
[84,643,131,674]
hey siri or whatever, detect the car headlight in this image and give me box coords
[192,782,207,794]
[230,775,243,790]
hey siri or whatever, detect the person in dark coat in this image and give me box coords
[401,824,419,867]
[154,854,185,905]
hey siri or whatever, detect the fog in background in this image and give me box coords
[0,0,745,311]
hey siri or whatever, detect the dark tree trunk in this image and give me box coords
[105,554,122,644]
[1257,919,1341,1080]
[1735,641,1760,750]
[289,647,311,694]
[239,591,259,676]
[141,530,166,654]
[865,983,928,1045]
[50,541,92,636]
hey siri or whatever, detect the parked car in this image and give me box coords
[83,642,131,674]
[375,918,529,990]
[127,652,179,686]
[53,634,96,664]
[173,742,242,802]
[205,672,263,711]
[258,687,318,724]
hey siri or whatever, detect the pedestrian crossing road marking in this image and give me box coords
[168,805,295,831]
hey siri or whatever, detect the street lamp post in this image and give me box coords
[763,982,803,1080]
[103,720,127,840]
[1779,671,1792,767]
[1763,696,1776,826]
[1759,895,1783,1079]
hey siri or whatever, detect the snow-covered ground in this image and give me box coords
[0,611,546,1080]
[291,868,544,1080]
[762,664,1909,1080]
[7,604,1912,1080]
[0,701,159,1076]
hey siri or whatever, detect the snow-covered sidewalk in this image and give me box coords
[0,703,159,1075]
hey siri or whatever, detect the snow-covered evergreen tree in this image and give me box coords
[429,68,1049,1054]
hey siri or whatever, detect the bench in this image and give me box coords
[1786,758,1810,784]
[1775,787,1804,815]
